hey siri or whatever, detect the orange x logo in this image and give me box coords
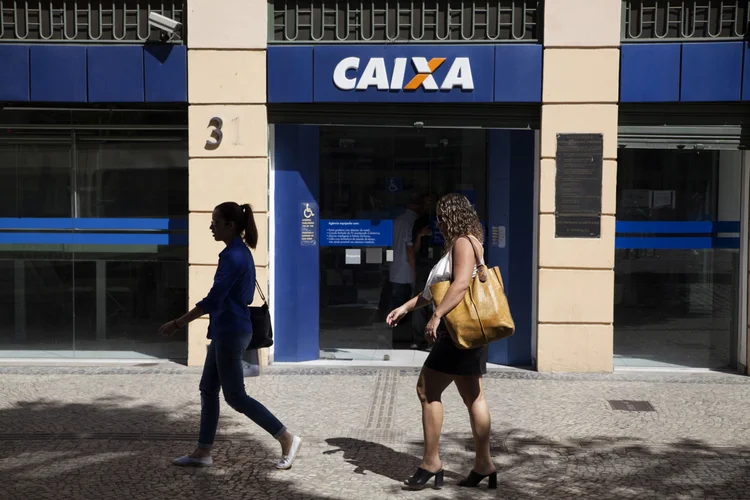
[404,58,446,90]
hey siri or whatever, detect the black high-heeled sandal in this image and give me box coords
[458,470,498,489]
[404,467,444,490]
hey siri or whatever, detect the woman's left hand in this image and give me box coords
[159,320,180,336]
[424,314,441,343]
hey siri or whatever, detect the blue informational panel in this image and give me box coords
[321,220,393,247]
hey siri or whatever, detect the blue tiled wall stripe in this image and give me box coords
[0,217,187,245]
[0,45,186,103]
[621,41,748,103]
[0,218,187,231]
[0,233,187,246]
[615,221,740,234]
[0,46,30,101]
[615,221,741,249]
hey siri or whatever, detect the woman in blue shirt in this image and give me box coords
[160,202,302,469]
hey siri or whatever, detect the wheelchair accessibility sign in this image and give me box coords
[385,177,402,193]
[301,202,318,247]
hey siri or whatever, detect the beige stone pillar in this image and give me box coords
[535,0,621,372]
[186,1,269,367]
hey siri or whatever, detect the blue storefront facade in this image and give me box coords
[0,0,748,373]
[265,0,750,373]
[0,1,190,360]
[267,41,543,366]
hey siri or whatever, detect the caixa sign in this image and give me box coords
[333,57,474,92]
[302,44,524,104]
[269,45,543,103]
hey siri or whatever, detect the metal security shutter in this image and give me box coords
[618,104,750,150]
[268,104,541,130]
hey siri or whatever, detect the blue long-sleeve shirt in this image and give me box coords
[197,237,255,339]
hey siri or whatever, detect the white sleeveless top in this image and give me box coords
[421,236,485,301]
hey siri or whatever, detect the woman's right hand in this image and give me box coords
[386,306,408,327]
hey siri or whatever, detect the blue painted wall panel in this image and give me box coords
[681,42,743,102]
[273,125,320,362]
[487,130,512,365]
[312,45,495,103]
[506,129,535,366]
[87,46,144,103]
[268,46,313,103]
[144,45,187,102]
[486,130,535,366]
[620,44,681,102]
[30,46,87,102]
[494,45,542,102]
[0,46,30,101]
[744,43,750,101]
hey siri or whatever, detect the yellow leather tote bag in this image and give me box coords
[429,236,515,349]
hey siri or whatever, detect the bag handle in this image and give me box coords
[456,235,488,283]
[255,280,268,305]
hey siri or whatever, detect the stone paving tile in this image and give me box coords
[1,366,750,499]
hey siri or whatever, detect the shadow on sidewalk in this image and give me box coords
[0,398,329,500]
[3,397,750,499]
[325,431,750,499]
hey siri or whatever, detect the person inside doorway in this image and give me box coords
[389,193,424,343]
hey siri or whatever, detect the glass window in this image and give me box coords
[0,128,188,360]
[0,143,72,218]
[77,142,188,218]
[614,149,743,369]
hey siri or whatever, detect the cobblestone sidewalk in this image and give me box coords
[1,365,750,499]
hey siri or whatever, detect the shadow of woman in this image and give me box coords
[324,437,462,483]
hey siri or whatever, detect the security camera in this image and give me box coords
[149,12,182,40]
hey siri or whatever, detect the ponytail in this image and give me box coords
[215,201,258,249]
[241,204,258,249]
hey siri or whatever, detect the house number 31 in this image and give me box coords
[205,117,223,148]
[205,116,242,150]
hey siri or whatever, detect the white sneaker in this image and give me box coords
[275,435,302,470]
[172,455,213,467]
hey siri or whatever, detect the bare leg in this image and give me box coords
[415,367,454,472]
[454,375,495,475]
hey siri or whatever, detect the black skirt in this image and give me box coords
[423,327,488,376]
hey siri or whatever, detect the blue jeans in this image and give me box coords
[197,332,286,448]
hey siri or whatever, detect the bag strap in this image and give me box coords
[455,235,488,283]
[255,280,268,305]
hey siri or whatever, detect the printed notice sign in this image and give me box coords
[321,220,393,247]
[300,202,318,246]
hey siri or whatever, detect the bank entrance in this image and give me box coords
[270,107,539,366]
[318,126,488,358]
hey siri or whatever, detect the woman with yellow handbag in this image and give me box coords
[387,193,514,491]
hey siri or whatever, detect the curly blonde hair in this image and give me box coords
[436,193,484,250]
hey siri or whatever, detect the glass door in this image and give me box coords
[318,126,487,359]
[614,149,744,369]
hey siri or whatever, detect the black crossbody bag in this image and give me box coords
[247,281,273,350]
